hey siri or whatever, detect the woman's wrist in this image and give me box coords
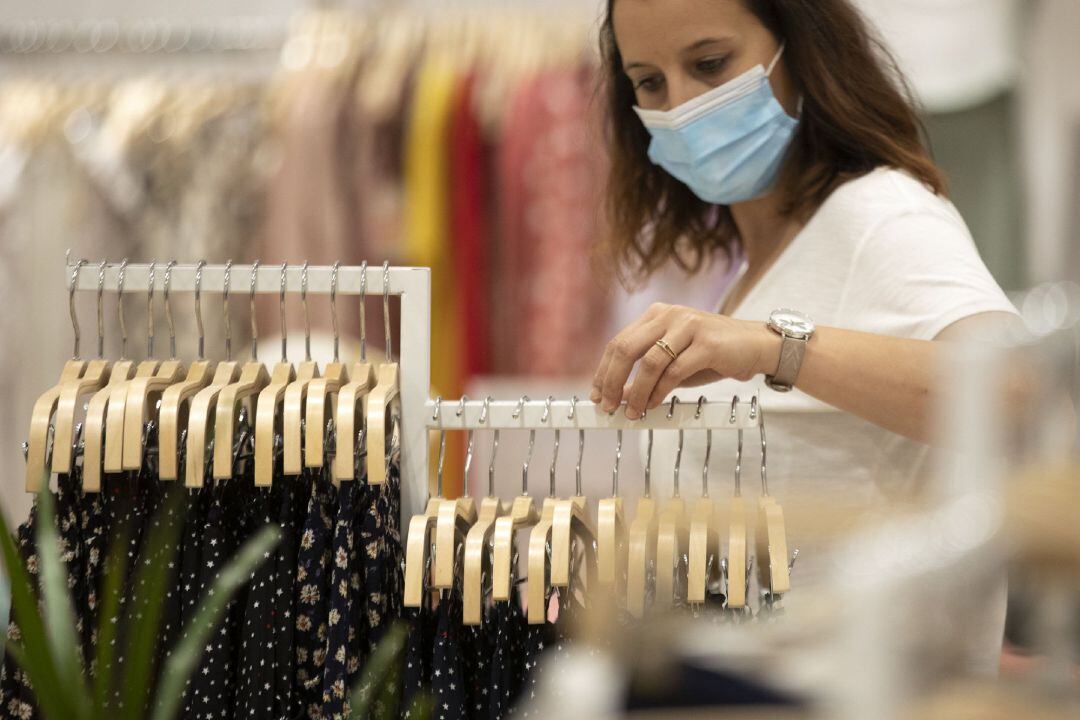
[752,320,783,378]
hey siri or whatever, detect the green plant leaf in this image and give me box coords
[91,524,130,716]
[32,483,90,712]
[118,487,185,720]
[347,621,408,720]
[149,523,280,720]
[0,491,82,720]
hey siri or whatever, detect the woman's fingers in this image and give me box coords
[596,318,665,412]
[647,345,711,409]
[591,305,670,405]
[623,326,694,418]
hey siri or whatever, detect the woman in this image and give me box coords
[591,0,1017,672]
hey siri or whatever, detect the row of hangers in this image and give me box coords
[25,258,402,496]
[404,394,796,626]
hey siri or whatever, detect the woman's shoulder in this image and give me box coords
[797,166,972,268]
[813,166,963,231]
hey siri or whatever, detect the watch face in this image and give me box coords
[771,309,815,338]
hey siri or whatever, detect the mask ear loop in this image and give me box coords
[765,41,786,76]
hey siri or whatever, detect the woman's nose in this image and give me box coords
[664,74,708,111]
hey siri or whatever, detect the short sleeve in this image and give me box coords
[836,211,1018,340]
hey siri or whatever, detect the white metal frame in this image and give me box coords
[68,261,433,518]
[68,261,762,518]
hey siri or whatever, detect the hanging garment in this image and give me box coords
[430,593,466,720]
[363,455,404,652]
[0,495,42,720]
[294,468,339,719]
[401,605,436,720]
[486,601,527,720]
[321,477,363,719]
[461,620,492,720]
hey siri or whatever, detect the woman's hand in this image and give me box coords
[589,303,780,419]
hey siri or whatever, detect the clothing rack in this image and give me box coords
[66,261,433,519]
[66,260,762,522]
[0,18,285,55]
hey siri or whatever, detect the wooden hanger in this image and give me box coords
[185,260,240,489]
[550,397,596,591]
[103,260,162,473]
[85,259,140,493]
[51,260,114,476]
[688,397,719,605]
[433,397,477,591]
[25,259,90,493]
[404,398,448,609]
[627,423,658,618]
[725,397,750,610]
[83,359,135,493]
[305,262,348,470]
[365,262,400,486]
[526,396,563,624]
[655,398,688,612]
[254,262,298,487]
[282,263,323,476]
[492,397,541,603]
[213,262,271,481]
[331,261,375,478]
[159,261,215,480]
[122,261,187,471]
[526,494,559,625]
[463,397,506,625]
[751,397,791,597]
[596,429,627,590]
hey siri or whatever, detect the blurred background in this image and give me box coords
[0,1,1078,715]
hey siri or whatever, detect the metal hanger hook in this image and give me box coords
[96,260,106,359]
[519,395,534,495]
[542,395,553,424]
[671,396,683,498]
[163,259,177,358]
[329,261,340,362]
[513,395,529,419]
[548,401,559,498]
[68,257,86,359]
[644,427,653,498]
[732,395,743,497]
[700,395,712,498]
[358,260,368,361]
[278,262,288,363]
[146,261,156,358]
[612,428,622,497]
[753,395,768,496]
[432,396,446,497]
[460,396,475,495]
[570,395,583,496]
[117,258,128,358]
[382,260,392,361]
[248,260,260,361]
[194,259,206,360]
[301,261,311,361]
[222,259,232,361]
[484,396,497,498]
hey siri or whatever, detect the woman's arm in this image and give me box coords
[589,303,1017,444]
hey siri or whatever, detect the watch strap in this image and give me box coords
[764,335,807,392]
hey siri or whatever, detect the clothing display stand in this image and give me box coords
[68,261,765,523]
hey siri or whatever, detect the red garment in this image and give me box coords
[449,76,492,378]
[496,67,613,376]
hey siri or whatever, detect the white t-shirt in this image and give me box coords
[640,168,1016,672]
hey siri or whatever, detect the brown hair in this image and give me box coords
[600,0,946,284]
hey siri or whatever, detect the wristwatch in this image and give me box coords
[764,309,815,392]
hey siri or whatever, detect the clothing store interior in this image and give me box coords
[0,0,1078,718]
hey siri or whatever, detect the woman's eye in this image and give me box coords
[634,75,664,93]
[695,57,726,75]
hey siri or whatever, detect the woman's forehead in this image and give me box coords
[612,0,757,62]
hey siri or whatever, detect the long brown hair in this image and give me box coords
[600,0,946,284]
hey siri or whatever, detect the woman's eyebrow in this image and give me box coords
[681,36,735,54]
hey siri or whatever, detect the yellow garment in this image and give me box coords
[404,59,465,495]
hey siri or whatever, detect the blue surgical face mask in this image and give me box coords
[633,44,798,205]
